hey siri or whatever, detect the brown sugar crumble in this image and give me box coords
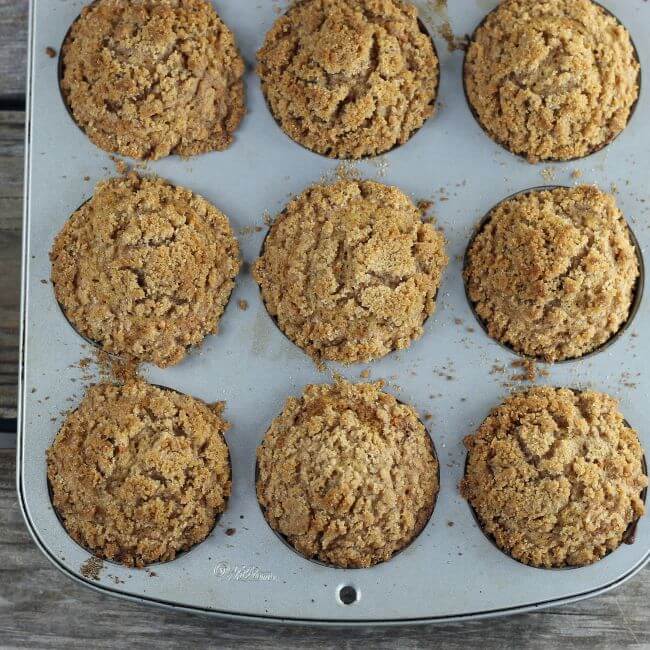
[465,186,638,362]
[60,0,245,160]
[461,387,647,568]
[50,174,240,368]
[253,179,448,364]
[464,0,640,162]
[256,380,439,568]
[47,381,232,567]
[257,0,439,158]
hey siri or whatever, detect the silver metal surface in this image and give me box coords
[18,0,650,624]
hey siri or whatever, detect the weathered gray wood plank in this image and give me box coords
[0,0,28,100]
[0,111,23,419]
[1,451,649,648]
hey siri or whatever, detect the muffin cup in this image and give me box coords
[47,383,232,568]
[462,1,642,163]
[462,387,648,570]
[254,396,440,569]
[462,185,645,363]
[259,11,440,160]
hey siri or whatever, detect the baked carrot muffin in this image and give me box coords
[60,0,245,160]
[50,174,240,368]
[256,380,439,568]
[461,387,647,568]
[257,0,438,158]
[253,179,447,364]
[47,381,232,567]
[464,185,639,362]
[464,0,640,162]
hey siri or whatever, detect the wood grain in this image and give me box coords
[0,0,28,101]
[2,451,649,649]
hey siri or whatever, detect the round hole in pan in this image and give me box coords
[462,185,645,364]
[461,1,642,164]
[253,396,440,570]
[461,387,648,571]
[46,382,233,570]
[258,10,440,160]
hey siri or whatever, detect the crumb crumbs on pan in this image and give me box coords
[80,556,104,581]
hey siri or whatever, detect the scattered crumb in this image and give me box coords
[360,369,370,379]
[540,167,556,183]
[80,556,104,581]
[45,46,57,58]
[571,169,583,180]
[225,528,236,536]
[238,299,248,311]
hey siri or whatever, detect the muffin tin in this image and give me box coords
[17,0,650,624]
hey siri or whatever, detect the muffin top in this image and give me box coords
[461,387,647,568]
[253,179,447,364]
[256,380,438,568]
[51,174,240,368]
[61,0,245,160]
[47,381,232,567]
[464,0,639,162]
[257,0,438,158]
[465,185,638,362]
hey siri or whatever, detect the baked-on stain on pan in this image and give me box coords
[461,388,648,571]
[461,0,642,164]
[462,185,645,364]
[46,383,233,569]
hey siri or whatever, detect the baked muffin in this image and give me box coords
[60,0,245,160]
[464,185,639,362]
[253,179,447,364]
[257,0,438,158]
[464,0,640,162]
[47,381,232,567]
[256,380,439,568]
[461,387,647,568]
[50,174,240,368]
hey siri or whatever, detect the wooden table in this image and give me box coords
[0,2,648,646]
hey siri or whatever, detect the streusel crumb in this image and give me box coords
[47,381,232,567]
[464,0,639,162]
[61,0,245,160]
[256,380,439,568]
[253,179,448,364]
[465,186,638,362]
[258,0,439,158]
[51,174,240,368]
[461,387,647,568]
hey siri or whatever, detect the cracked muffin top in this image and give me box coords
[257,0,439,158]
[464,185,638,362]
[464,0,639,162]
[256,380,439,568]
[60,0,245,160]
[253,179,447,364]
[50,174,240,368]
[47,381,232,567]
[461,387,647,568]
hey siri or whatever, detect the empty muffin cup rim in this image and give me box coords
[462,386,648,571]
[461,0,642,164]
[462,185,645,364]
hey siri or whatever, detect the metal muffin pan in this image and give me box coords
[17,0,650,624]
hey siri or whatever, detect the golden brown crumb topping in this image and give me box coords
[464,0,639,162]
[253,179,447,364]
[257,0,438,158]
[461,387,647,568]
[256,380,439,568]
[50,174,240,368]
[61,0,245,160]
[47,381,232,567]
[465,186,638,362]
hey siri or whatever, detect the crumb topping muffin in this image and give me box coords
[60,0,245,160]
[464,0,640,162]
[253,179,447,364]
[464,186,639,362]
[256,380,439,568]
[461,387,647,568]
[47,381,232,567]
[51,174,240,368]
[257,0,439,158]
